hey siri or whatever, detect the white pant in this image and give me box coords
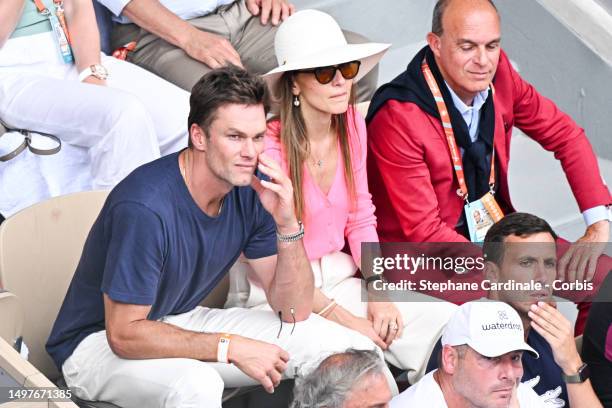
[227,251,458,383]
[0,32,189,216]
[63,306,394,408]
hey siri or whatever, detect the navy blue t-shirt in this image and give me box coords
[46,152,277,369]
[426,330,569,406]
[522,330,568,407]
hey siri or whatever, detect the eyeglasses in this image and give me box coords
[299,61,361,85]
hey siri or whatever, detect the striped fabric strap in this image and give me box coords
[421,60,496,201]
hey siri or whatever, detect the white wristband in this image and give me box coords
[78,67,94,82]
[217,333,231,363]
[78,64,108,82]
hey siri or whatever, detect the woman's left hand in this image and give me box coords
[367,301,403,347]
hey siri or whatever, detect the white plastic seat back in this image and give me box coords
[0,191,109,380]
[0,291,24,351]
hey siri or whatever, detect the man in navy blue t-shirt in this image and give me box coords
[484,213,603,407]
[425,213,605,407]
[46,66,382,408]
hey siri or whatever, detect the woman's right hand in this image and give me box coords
[328,305,387,350]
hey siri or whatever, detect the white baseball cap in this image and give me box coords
[264,10,390,93]
[442,301,539,358]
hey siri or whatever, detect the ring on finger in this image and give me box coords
[389,322,399,331]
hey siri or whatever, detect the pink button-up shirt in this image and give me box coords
[265,107,378,264]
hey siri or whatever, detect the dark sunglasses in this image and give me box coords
[299,60,361,84]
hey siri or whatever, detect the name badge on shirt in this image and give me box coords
[32,0,73,64]
[465,192,504,243]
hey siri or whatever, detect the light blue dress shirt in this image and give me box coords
[445,83,488,144]
[444,83,610,227]
[97,0,235,24]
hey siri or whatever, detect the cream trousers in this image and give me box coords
[0,32,189,216]
[63,305,394,408]
[227,251,458,383]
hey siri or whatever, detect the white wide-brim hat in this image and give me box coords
[264,9,391,96]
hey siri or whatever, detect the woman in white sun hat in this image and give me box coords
[226,9,458,383]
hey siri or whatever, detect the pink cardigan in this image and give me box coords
[265,107,378,264]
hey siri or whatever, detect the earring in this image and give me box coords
[293,95,300,107]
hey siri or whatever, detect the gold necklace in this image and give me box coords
[311,119,333,168]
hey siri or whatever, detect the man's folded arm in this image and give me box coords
[112,0,241,68]
[117,0,197,51]
[505,52,611,215]
[103,294,221,360]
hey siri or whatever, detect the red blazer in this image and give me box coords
[367,51,611,243]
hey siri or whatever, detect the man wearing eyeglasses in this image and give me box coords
[366,0,610,332]
[94,0,377,102]
[425,213,604,407]
[46,66,386,408]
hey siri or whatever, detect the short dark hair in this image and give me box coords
[187,65,270,147]
[483,212,557,265]
[432,0,499,36]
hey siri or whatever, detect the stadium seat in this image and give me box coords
[0,191,289,407]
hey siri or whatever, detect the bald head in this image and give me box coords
[432,0,499,36]
[427,0,501,105]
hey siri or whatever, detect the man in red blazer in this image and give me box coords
[366,0,611,332]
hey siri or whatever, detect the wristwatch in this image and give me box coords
[561,362,590,383]
[78,64,109,82]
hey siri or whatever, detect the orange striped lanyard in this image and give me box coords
[32,0,71,44]
[52,0,71,44]
[421,60,495,202]
[32,0,50,14]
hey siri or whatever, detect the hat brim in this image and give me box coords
[264,42,391,102]
[468,339,540,359]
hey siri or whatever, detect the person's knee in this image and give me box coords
[432,302,458,326]
[100,93,160,157]
[104,94,151,132]
[165,363,224,408]
[291,316,385,382]
[299,315,378,356]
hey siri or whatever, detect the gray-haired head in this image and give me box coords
[290,349,387,408]
[431,0,499,36]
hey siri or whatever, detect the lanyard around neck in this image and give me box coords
[32,0,50,14]
[32,0,72,44]
[421,59,496,202]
